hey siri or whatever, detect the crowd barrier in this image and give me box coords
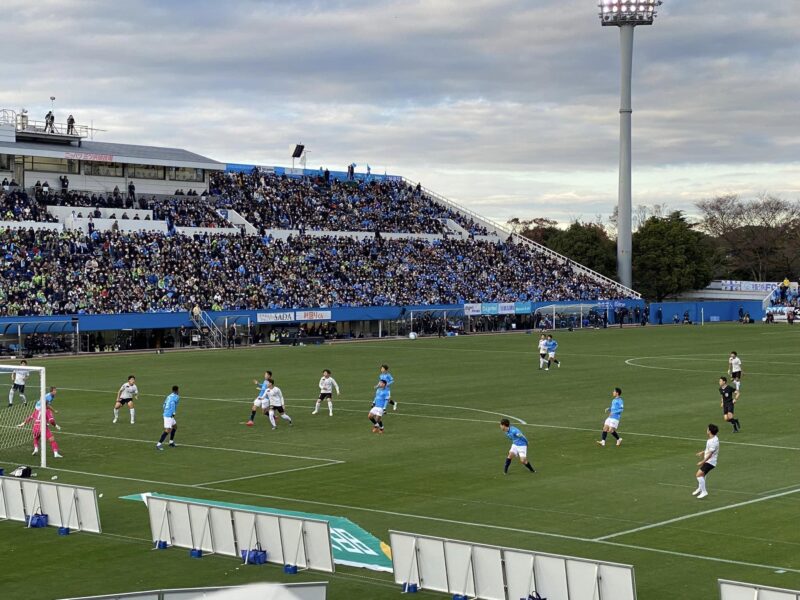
[58,582,328,600]
[390,530,636,600]
[719,579,800,600]
[0,475,101,533]
[145,495,334,573]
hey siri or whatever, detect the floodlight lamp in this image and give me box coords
[598,0,661,25]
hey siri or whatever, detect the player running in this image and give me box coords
[314,369,339,415]
[719,376,741,433]
[266,379,293,430]
[596,387,624,447]
[113,375,138,424]
[377,364,397,411]
[546,335,560,369]
[499,419,535,474]
[156,386,180,450]
[693,424,720,499]
[247,371,272,426]
[368,380,390,434]
[18,402,62,458]
[8,360,30,407]
[727,351,742,391]
[537,334,549,371]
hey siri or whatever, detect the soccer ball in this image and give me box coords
[408,332,417,340]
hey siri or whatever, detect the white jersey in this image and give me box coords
[267,386,285,407]
[319,376,339,394]
[704,436,720,466]
[13,370,29,386]
[537,340,548,355]
[729,357,742,372]
[118,382,138,399]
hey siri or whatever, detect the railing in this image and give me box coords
[190,309,225,348]
[0,108,89,138]
[402,177,642,299]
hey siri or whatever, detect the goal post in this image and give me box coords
[0,364,47,468]
[534,303,609,330]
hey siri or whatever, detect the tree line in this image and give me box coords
[508,194,800,301]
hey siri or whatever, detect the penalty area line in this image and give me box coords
[194,461,344,486]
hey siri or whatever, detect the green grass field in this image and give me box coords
[1,324,799,599]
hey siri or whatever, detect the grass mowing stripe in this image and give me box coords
[594,487,800,541]
[193,462,344,486]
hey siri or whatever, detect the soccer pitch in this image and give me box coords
[1,324,799,599]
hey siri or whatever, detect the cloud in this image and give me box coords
[0,0,798,222]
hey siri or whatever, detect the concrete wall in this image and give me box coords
[69,217,167,234]
[23,170,208,196]
[48,205,154,221]
[0,220,63,231]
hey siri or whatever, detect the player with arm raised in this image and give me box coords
[266,379,293,430]
[156,385,180,450]
[18,401,62,458]
[8,360,30,407]
[246,371,272,426]
[314,369,339,415]
[500,419,535,474]
[113,375,138,424]
[377,364,396,411]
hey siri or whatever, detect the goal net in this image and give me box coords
[534,303,609,330]
[0,363,48,468]
[402,308,465,337]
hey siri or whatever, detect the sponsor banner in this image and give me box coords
[721,280,779,292]
[256,311,295,323]
[481,303,499,315]
[64,151,114,162]
[464,303,482,316]
[515,301,532,314]
[498,302,515,315]
[296,310,332,321]
[121,492,393,572]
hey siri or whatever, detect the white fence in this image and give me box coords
[58,582,328,600]
[0,475,101,533]
[390,530,636,600]
[720,579,800,600]
[145,495,334,573]
[0,220,63,231]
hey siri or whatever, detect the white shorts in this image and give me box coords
[604,418,620,429]
[252,397,267,408]
[548,352,556,358]
[163,417,176,429]
[509,444,527,458]
[369,406,385,418]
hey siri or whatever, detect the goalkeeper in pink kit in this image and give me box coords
[18,402,63,458]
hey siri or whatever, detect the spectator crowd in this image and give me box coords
[0,228,630,316]
[210,171,491,236]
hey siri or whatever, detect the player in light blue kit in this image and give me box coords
[500,419,536,474]
[368,380,391,434]
[546,335,560,368]
[596,387,624,447]
[246,370,272,426]
[377,364,397,411]
[156,385,180,450]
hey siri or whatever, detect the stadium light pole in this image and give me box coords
[599,0,661,289]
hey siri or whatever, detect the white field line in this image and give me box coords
[625,357,800,377]
[7,461,799,576]
[657,482,762,498]
[40,429,342,463]
[194,462,343,486]
[594,487,800,541]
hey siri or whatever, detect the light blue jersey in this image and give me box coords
[35,392,55,410]
[379,373,394,387]
[546,339,558,352]
[608,397,624,420]
[257,380,269,398]
[373,388,391,410]
[162,392,180,418]
[505,426,528,446]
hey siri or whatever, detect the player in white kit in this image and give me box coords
[266,379,293,430]
[727,351,742,391]
[113,375,138,424]
[314,369,339,416]
[8,360,30,407]
[537,335,549,371]
[693,424,720,499]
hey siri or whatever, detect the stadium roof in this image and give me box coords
[0,138,224,170]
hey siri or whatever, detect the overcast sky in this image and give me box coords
[2,0,798,225]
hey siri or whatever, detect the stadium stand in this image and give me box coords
[0,188,58,222]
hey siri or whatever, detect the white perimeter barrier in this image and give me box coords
[0,475,101,533]
[720,579,800,600]
[59,582,328,600]
[145,495,334,573]
[390,530,636,600]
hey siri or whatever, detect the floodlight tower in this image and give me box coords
[599,0,661,288]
